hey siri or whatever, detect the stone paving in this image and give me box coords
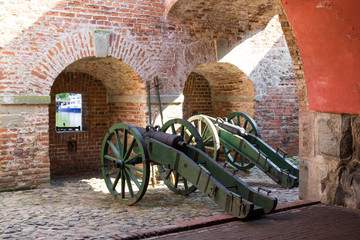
[0,157,299,239]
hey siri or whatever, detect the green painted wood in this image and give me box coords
[101,123,150,205]
[143,137,272,218]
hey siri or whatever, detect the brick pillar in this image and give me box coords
[0,96,51,190]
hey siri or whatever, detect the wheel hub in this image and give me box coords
[116,160,125,169]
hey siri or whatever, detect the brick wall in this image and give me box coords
[183,73,213,119]
[109,102,147,127]
[255,86,299,155]
[215,15,299,156]
[0,106,50,189]
[184,62,255,120]
[182,54,299,156]
[49,72,109,175]
[0,0,303,190]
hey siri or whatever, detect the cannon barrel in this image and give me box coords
[207,116,246,137]
[136,127,186,149]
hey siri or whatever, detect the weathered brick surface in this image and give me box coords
[255,86,299,155]
[49,72,109,175]
[183,62,255,120]
[0,106,50,189]
[0,0,303,190]
[183,73,213,119]
[109,102,147,127]
[182,15,299,155]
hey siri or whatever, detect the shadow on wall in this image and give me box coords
[217,15,299,156]
[151,29,299,156]
[250,38,299,156]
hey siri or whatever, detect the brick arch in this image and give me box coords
[61,56,147,97]
[28,30,155,95]
[49,72,109,175]
[183,62,255,119]
[178,40,218,92]
[165,0,307,112]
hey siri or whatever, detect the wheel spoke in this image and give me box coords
[201,125,208,138]
[237,116,240,126]
[104,154,118,162]
[203,135,213,144]
[240,155,245,166]
[124,152,142,164]
[186,134,194,144]
[244,120,248,130]
[171,124,176,134]
[228,154,234,162]
[121,170,126,198]
[183,177,189,190]
[123,138,136,160]
[174,171,179,188]
[112,170,122,190]
[180,125,185,138]
[165,169,173,180]
[106,167,118,176]
[224,147,231,155]
[126,168,141,189]
[107,140,120,159]
[198,121,202,134]
[122,129,128,159]
[185,129,192,138]
[234,151,239,162]
[124,171,134,198]
[125,163,143,173]
[115,130,123,158]
[205,146,215,151]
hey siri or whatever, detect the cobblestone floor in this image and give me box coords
[0,158,299,239]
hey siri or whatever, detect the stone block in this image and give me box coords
[0,114,25,128]
[300,155,338,202]
[216,39,229,60]
[316,113,353,159]
[351,115,360,160]
[317,113,341,157]
[93,30,111,58]
[299,159,309,200]
[333,163,360,209]
[298,111,315,157]
[340,115,353,159]
[0,95,50,105]
[316,114,341,157]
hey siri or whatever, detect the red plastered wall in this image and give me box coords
[281,0,360,114]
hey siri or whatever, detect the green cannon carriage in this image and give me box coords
[100,75,298,219]
[187,113,299,188]
[100,111,299,219]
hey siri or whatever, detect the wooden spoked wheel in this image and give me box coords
[101,123,150,205]
[227,112,261,138]
[225,112,261,170]
[188,115,220,161]
[159,119,205,195]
